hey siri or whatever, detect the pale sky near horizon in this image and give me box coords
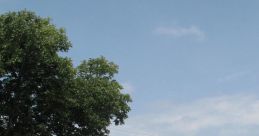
[1,1,259,136]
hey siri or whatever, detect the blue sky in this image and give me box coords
[1,0,259,136]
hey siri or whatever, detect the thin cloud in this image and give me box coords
[217,71,251,83]
[121,82,134,94]
[154,25,206,41]
[110,94,259,136]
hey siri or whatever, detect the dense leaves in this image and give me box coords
[0,10,131,136]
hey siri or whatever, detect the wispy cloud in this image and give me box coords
[217,71,251,83]
[110,94,259,136]
[154,25,206,41]
[121,82,134,94]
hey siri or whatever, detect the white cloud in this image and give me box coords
[121,82,134,94]
[217,71,251,83]
[110,94,259,136]
[154,25,206,41]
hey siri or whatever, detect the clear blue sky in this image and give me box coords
[2,0,259,136]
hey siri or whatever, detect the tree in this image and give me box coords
[0,10,131,136]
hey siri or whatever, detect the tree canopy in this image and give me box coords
[0,10,131,136]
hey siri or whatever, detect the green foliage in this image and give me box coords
[0,10,131,136]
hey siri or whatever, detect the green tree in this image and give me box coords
[0,10,131,136]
